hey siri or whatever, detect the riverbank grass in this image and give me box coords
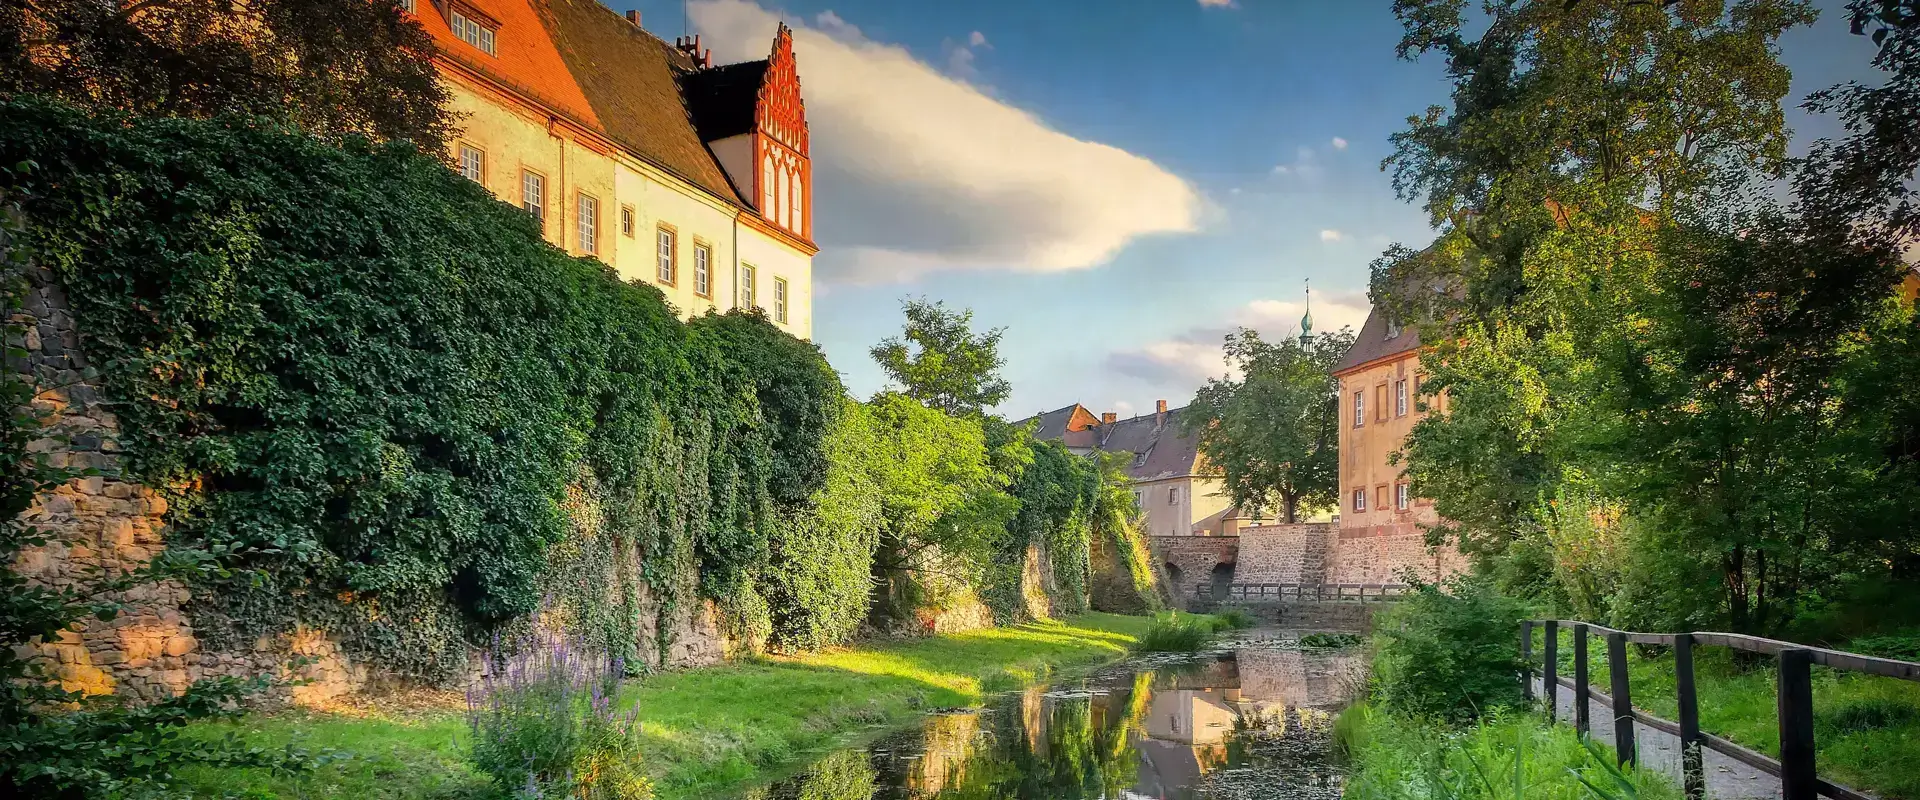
[171,612,1164,799]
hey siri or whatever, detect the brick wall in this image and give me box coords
[1329,522,1468,585]
[1152,535,1238,609]
[1231,523,1335,585]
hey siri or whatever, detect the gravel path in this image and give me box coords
[1532,677,1782,800]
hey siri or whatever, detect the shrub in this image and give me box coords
[1300,632,1364,649]
[466,637,652,800]
[1213,607,1259,630]
[1370,576,1527,722]
[1133,613,1217,653]
[1817,698,1920,736]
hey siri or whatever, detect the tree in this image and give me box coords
[869,298,1010,416]
[1183,328,1354,524]
[0,0,455,151]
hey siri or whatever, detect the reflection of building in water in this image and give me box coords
[1234,648,1363,710]
[1146,688,1240,745]
[904,710,981,796]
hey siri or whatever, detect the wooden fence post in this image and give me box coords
[1543,621,1559,722]
[1521,621,1534,702]
[1778,648,1817,800]
[1574,623,1590,737]
[1607,632,1636,766]
[1674,633,1704,800]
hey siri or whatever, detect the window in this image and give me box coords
[1353,391,1365,427]
[655,227,676,285]
[1168,486,1180,505]
[693,243,711,297]
[1396,483,1411,511]
[1395,379,1408,417]
[773,277,789,323]
[1352,487,1367,513]
[739,264,757,308]
[1413,374,1425,411]
[450,9,497,56]
[576,194,598,254]
[398,0,415,12]
[521,171,545,225]
[1376,486,1389,511]
[620,206,634,237]
[1386,319,1402,339]
[456,144,484,183]
[1133,491,1143,509]
[1375,385,1388,422]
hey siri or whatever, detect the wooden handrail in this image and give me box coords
[1521,619,1913,800]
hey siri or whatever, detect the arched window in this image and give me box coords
[777,168,791,230]
[788,169,802,233]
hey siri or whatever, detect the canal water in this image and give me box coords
[740,632,1363,800]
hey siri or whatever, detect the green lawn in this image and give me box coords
[1539,631,1920,800]
[172,612,1162,800]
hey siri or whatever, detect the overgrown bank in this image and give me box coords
[171,612,1164,800]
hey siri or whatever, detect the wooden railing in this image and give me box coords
[1522,619,1920,800]
[1219,583,1411,602]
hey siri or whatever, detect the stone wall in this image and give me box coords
[1329,523,1468,585]
[1231,523,1335,585]
[1152,535,1238,610]
[1088,527,1159,613]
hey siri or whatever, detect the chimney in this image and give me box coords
[624,9,640,27]
[1101,412,1117,425]
[674,34,710,67]
[1155,400,1169,429]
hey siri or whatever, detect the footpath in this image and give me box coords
[1534,677,1780,800]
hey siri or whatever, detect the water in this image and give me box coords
[741,631,1364,800]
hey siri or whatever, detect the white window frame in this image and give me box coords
[456,144,484,183]
[1396,379,1408,417]
[1353,391,1364,427]
[740,264,758,308]
[450,9,497,56]
[655,227,676,285]
[1396,483,1411,511]
[576,193,598,254]
[1168,486,1180,506]
[521,171,545,226]
[620,206,634,238]
[693,243,712,297]
[1352,487,1367,513]
[773,277,788,323]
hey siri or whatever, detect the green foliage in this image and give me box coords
[0,164,309,798]
[1339,702,1682,800]
[760,399,883,651]
[1213,607,1258,631]
[0,98,843,674]
[1299,632,1363,648]
[1184,327,1354,523]
[1849,633,1920,662]
[868,298,1010,416]
[0,0,456,152]
[465,638,653,800]
[1132,612,1217,653]
[1370,577,1527,722]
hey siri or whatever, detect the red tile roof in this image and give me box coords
[412,0,600,129]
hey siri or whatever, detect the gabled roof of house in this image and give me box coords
[682,60,770,143]
[537,0,749,205]
[1333,306,1422,376]
[1016,404,1204,481]
[415,0,600,128]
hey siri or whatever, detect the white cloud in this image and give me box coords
[812,9,860,38]
[1105,292,1373,387]
[1271,145,1319,179]
[1198,0,1237,7]
[692,1,1200,284]
[1320,229,1345,242]
[945,42,978,77]
[968,30,989,48]
[1331,136,1348,150]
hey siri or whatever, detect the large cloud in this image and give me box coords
[691,1,1202,283]
[1105,291,1372,388]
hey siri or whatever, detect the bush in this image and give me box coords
[1299,632,1364,648]
[466,638,652,800]
[1133,613,1218,653]
[1847,633,1920,663]
[1213,607,1258,630]
[1370,576,1527,722]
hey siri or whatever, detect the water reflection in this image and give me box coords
[745,637,1361,800]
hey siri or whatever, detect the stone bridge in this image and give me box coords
[1153,523,1422,630]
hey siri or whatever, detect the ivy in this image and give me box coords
[0,97,843,673]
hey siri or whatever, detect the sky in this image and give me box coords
[610,0,1885,421]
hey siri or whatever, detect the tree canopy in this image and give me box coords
[1184,328,1354,524]
[869,298,1011,416]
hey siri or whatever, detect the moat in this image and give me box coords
[740,633,1363,800]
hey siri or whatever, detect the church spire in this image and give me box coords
[1299,279,1314,347]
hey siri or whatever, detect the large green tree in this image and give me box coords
[1183,328,1354,524]
[0,0,455,150]
[869,298,1011,416]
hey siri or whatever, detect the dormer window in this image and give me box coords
[1385,319,1402,339]
[450,8,497,56]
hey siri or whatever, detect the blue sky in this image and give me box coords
[613,0,1884,420]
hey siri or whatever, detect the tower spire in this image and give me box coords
[1299,279,1314,346]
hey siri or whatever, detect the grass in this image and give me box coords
[1540,631,1920,800]
[169,612,1164,800]
[1338,701,1684,800]
[1132,611,1223,652]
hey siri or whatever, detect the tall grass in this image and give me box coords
[1338,702,1682,800]
[1214,606,1259,630]
[466,636,653,800]
[1133,612,1218,652]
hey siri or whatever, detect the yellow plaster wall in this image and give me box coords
[1134,475,1232,538]
[442,80,618,263]
[1336,353,1435,534]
